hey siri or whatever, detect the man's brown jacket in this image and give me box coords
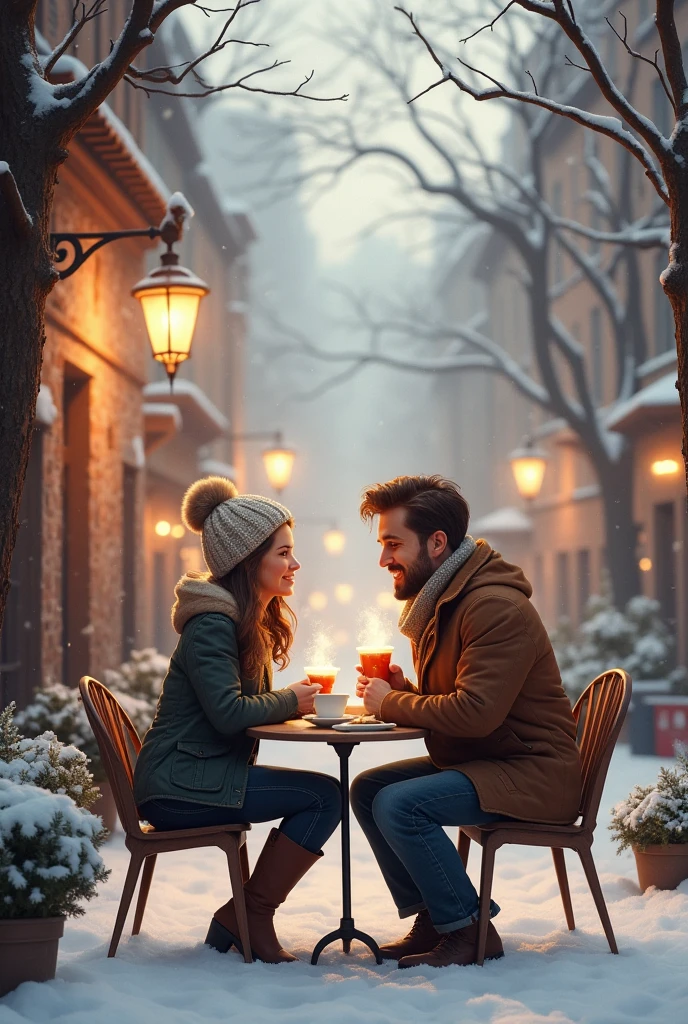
[380,540,582,824]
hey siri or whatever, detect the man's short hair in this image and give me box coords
[359,475,470,552]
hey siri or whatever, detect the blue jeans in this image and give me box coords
[351,757,505,933]
[139,765,341,855]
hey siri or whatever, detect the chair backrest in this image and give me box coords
[79,676,144,836]
[572,669,632,831]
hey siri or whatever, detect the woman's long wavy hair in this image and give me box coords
[214,520,296,680]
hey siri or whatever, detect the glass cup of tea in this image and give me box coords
[304,666,340,694]
[356,646,394,682]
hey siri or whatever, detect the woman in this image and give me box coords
[134,476,341,963]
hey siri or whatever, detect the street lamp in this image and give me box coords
[323,527,346,555]
[509,437,548,501]
[51,194,209,390]
[228,431,296,493]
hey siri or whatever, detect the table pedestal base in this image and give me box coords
[311,917,382,965]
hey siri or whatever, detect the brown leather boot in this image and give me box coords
[378,909,441,961]
[205,828,322,963]
[398,920,504,969]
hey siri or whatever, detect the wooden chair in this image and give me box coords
[79,676,253,962]
[458,669,632,965]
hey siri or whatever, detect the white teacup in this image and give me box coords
[314,693,349,718]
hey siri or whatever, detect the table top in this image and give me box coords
[246,718,427,744]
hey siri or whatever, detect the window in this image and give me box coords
[590,306,604,405]
[556,552,571,620]
[577,549,591,624]
[654,250,674,354]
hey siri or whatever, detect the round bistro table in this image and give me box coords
[246,717,426,965]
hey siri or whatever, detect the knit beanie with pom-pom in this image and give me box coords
[181,477,292,578]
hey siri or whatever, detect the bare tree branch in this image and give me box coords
[43,0,109,78]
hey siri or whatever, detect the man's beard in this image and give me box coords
[390,547,435,601]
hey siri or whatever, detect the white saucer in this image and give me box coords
[331,721,397,732]
[303,713,355,728]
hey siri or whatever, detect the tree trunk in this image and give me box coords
[593,443,640,610]
[0,12,61,633]
[661,178,688,503]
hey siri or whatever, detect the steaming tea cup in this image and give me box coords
[314,692,349,718]
[304,666,340,694]
[356,646,394,682]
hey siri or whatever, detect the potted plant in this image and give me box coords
[610,750,688,891]
[0,703,109,995]
[15,651,167,833]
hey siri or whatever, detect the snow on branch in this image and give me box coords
[0,163,33,236]
[394,5,670,206]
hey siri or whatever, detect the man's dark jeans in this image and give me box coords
[139,765,341,854]
[351,757,505,932]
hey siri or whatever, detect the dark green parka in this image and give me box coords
[133,573,298,811]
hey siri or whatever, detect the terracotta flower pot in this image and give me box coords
[633,844,688,891]
[0,917,65,996]
[90,779,118,837]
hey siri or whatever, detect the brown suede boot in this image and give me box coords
[398,920,504,969]
[205,828,322,963]
[378,909,441,961]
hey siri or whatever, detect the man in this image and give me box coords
[351,475,582,969]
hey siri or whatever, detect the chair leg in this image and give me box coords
[578,847,619,954]
[475,840,497,967]
[551,848,575,931]
[108,852,144,958]
[458,829,471,868]
[240,835,250,884]
[132,854,157,936]
[225,838,253,964]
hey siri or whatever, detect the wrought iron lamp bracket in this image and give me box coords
[50,226,162,280]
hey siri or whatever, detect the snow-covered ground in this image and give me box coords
[2,740,687,1024]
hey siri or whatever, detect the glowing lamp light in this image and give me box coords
[639,557,653,572]
[509,439,548,501]
[132,251,209,388]
[262,446,295,493]
[171,524,185,539]
[155,520,171,537]
[651,459,680,477]
[377,591,399,610]
[323,528,346,555]
[308,591,328,611]
[334,583,354,604]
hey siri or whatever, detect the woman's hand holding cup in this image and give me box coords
[287,679,322,714]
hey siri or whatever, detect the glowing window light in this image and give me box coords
[171,524,185,539]
[335,583,354,604]
[639,557,652,572]
[651,459,680,477]
[155,520,171,537]
[308,591,328,611]
[377,591,399,610]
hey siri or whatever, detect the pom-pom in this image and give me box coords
[182,476,237,534]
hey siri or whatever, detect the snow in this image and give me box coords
[1,742,687,1022]
[143,381,229,437]
[35,385,58,427]
[606,372,680,431]
[471,507,532,535]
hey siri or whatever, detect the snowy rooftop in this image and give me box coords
[607,372,680,433]
[144,380,228,444]
[472,506,533,535]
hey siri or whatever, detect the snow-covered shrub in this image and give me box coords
[0,703,99,809]
[0,778,109,919]
[551,594,687,701]
[15,650,168,781]
[610,750,688,852]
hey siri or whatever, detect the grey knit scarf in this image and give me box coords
[398,535,477,647]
